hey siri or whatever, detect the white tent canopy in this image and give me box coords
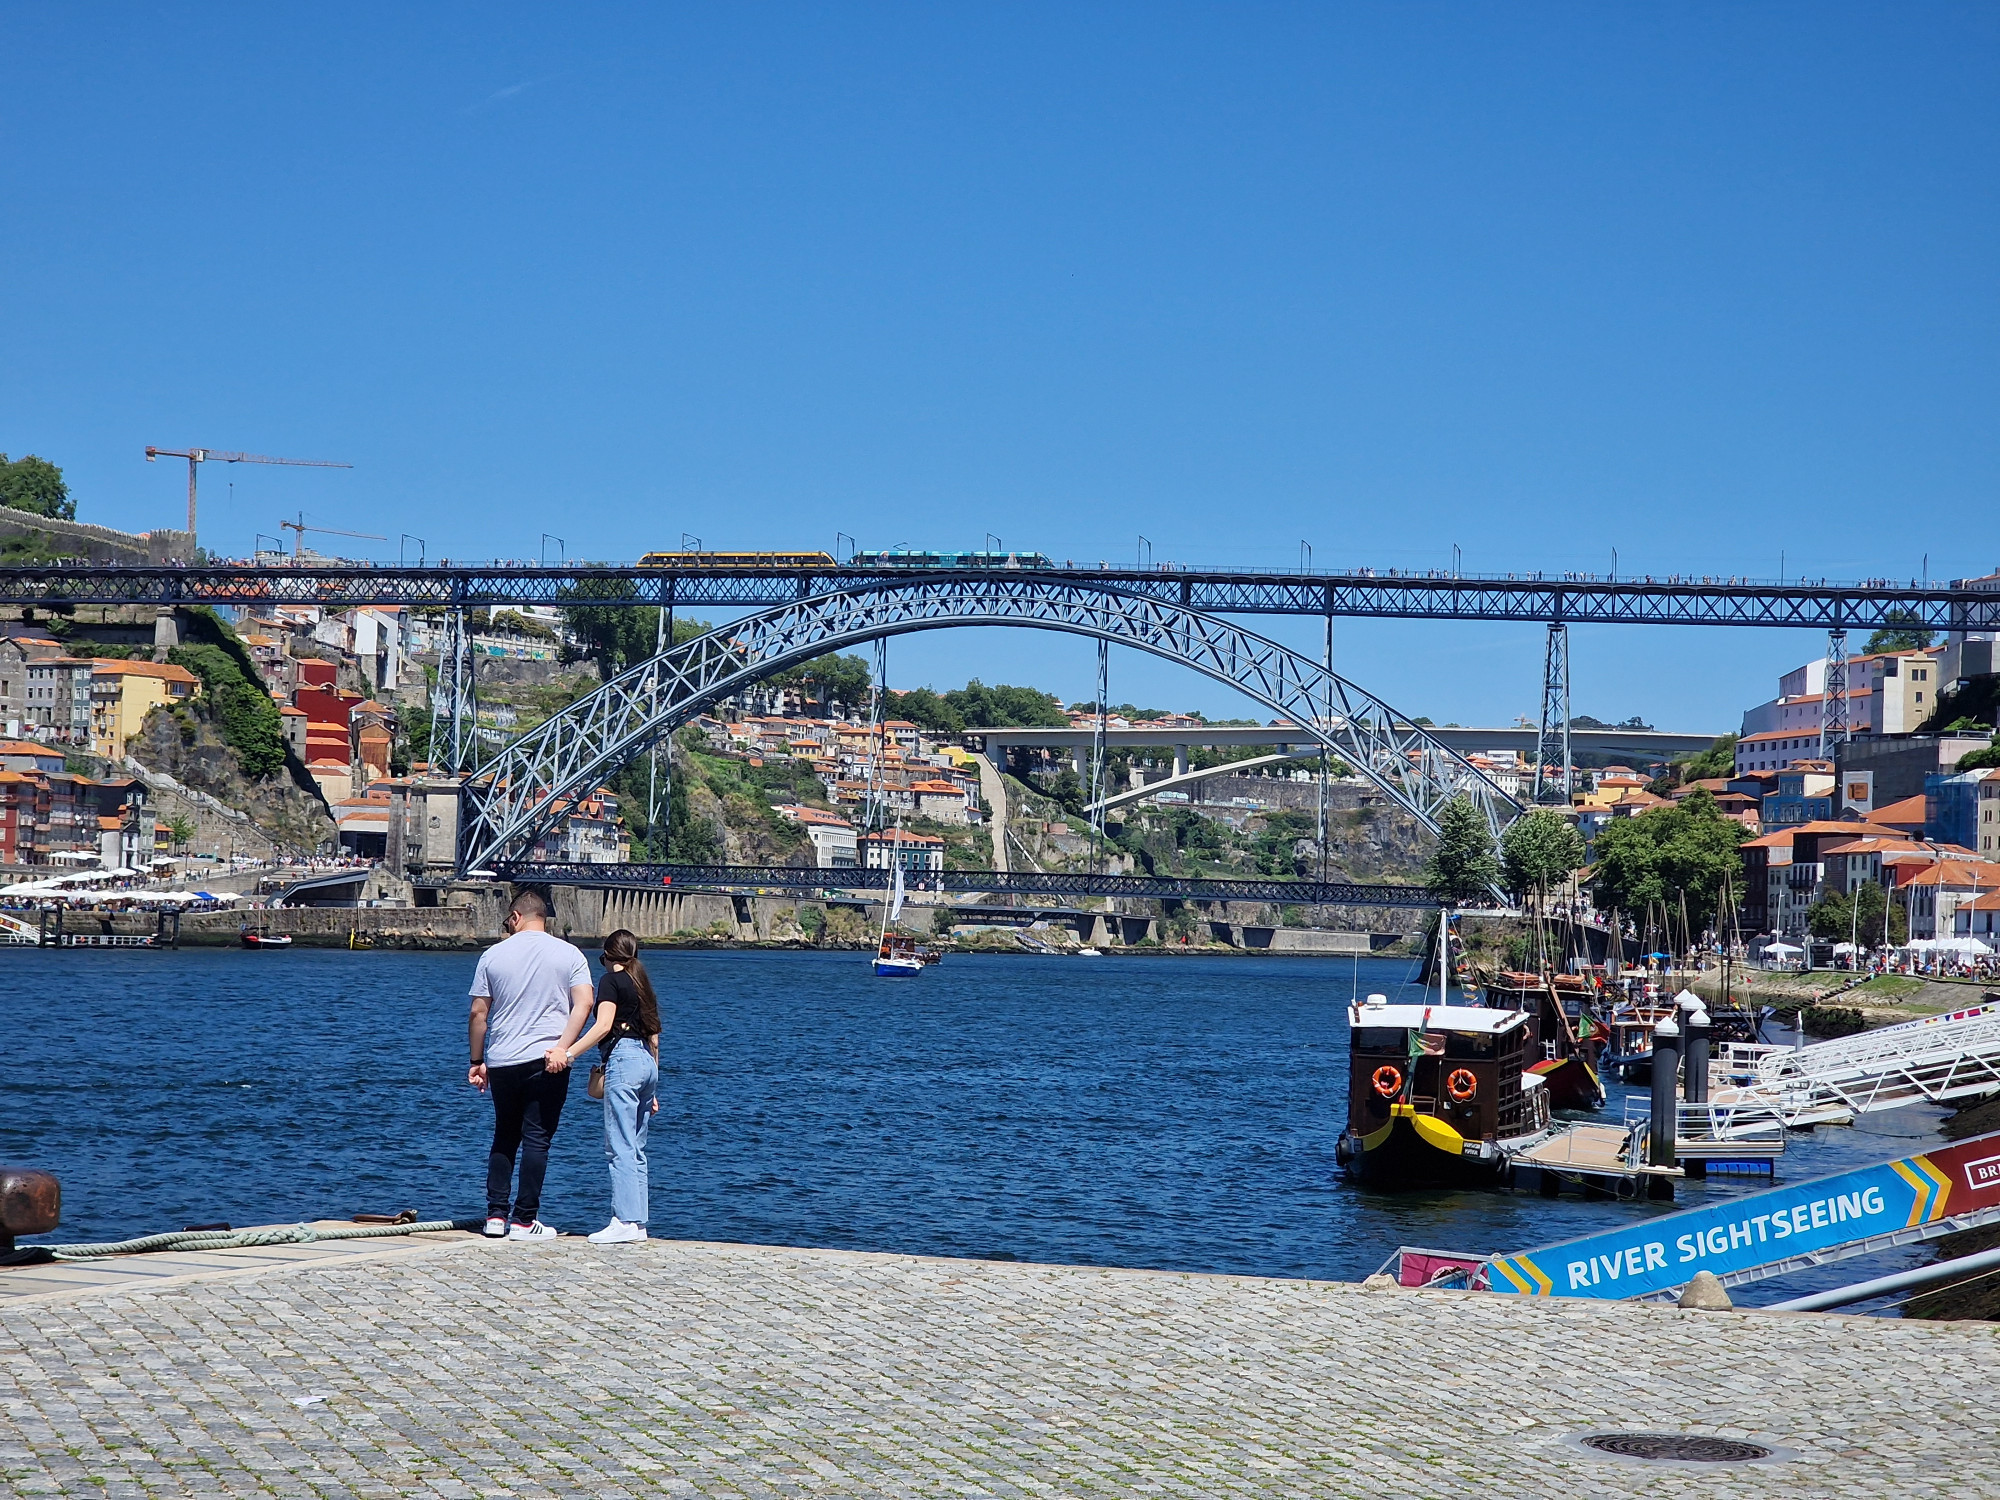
[1905,936,1996,956]
[1762,941,1803,956]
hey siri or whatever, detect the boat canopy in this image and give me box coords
[1347,1001,1530,1035]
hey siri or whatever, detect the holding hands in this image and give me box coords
[543,1044,572,1073]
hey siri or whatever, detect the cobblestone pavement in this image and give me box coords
[3,1236,1997,1498]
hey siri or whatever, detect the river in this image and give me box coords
[0,947,1947,1303]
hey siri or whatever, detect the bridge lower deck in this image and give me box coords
[4,1232,1995,1497]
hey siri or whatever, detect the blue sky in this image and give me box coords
[4,5,1996,730]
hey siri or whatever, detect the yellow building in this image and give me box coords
[89,659,201,759]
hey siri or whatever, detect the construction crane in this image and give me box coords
[144,447,353,535]
[278,513,386,561]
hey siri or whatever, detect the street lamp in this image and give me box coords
[401,534,426,567]
[541,534,565,566]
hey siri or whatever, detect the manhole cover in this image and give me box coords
[1580,1433,1774,1464]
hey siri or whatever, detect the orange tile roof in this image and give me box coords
[90,659,200,685]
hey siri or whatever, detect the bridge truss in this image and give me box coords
[4,562,1997,630]
[458,576,1523,873]
[493,861,1442,908]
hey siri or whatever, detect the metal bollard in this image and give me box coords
[1684,1008,1711,1105]
[0,1168,60,1254]
[1648,1018,1680,1168]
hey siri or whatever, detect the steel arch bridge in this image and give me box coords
[457,575,1524,874]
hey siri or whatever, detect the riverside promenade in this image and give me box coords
[3,1236,1997,1498]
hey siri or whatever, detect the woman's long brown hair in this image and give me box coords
[601,929,660,1033]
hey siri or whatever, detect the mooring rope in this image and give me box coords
[48,1219,478,1260]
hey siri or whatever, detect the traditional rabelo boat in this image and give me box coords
[1481,969,1607,1111]
[1335,994,1550,1189]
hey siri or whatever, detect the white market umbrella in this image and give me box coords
[1763,941,1803,955]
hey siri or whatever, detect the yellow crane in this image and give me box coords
[144,446,353,534]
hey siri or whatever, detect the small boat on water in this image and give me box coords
[1335,994,1551,1189]
[874,931,927,978]
[240,929,292,949]
[871,857,937,977]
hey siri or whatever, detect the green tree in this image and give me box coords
[558,584,711,678]
[0,454,74,520]
[1807,883,1907,947]
[166,815,198,849]
[168,643,287,777]
[1956,745,2000,772]
[1424,794,1500,903]
[887,687,966,734]
[771,652,871,710]
[1589,787,1746,933]
[1865,611,1936,654]
[942,679,1067,727]
[1499,808,1585,903]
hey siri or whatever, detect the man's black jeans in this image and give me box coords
[486,1059,572,1222]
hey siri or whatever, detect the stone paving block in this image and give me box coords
[2,1238,1999,1496]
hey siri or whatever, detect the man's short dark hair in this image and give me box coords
[508,890,548,921]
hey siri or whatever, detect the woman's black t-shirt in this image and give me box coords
[597,969,659,1054]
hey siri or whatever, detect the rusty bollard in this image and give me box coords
[0,1168,61,1253]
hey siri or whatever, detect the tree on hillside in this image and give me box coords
[770,652,871,711]
[1589,787,1746,934]
[887,687,966,734]
[1957,745,2000,772]
[1865,610,1936,654]
[942,679,1067,728]
[0,454,74,520]
[558,586,711,678]
[1424,794,1500,904]
[1808,883,1907,947]
[168,643,287,777]
[1499,808,1585,906]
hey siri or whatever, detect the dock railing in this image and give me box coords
[1623,1098,1788,1157]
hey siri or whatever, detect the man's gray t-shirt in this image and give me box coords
[471,931,592,1067]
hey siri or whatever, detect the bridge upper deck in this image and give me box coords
[2,559,1995,628]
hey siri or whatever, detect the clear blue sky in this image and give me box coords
[4,5,1996,730]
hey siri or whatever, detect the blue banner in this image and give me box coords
[1485,1130,2000,1299]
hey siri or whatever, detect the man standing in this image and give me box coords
[467,890,595,1239]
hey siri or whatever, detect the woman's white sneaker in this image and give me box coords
[482,1217,508,1239]
[506,1219,558,1241]
[587,1219,646,1244]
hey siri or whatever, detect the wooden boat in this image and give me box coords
[1335,995,1550,1189]
[240,929,292,949]
[1482,969,1606,1110]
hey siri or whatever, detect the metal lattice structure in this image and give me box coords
[427,609,479,775]
[458,577,1524,873]
[1819,627,1850,757]
[489,861,1446,908]
[1532,622,1571,805]
[1725,1003,2000,1130]
[5,562,1999,630]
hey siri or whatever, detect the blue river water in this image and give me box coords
[0,947,1949,1303]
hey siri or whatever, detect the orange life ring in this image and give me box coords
[1446,1069,1478,1102]
[1372,1065,1403,1098]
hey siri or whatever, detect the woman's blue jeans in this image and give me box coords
[601,1038,658,1225]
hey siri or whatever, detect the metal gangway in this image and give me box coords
[1713,1002,2000,1129]
[0,911,40,946]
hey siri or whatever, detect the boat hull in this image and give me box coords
[1527,1056,1606,1111]
[1337,1108,1508,1191]
[874,957,924,977]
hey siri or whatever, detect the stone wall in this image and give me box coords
[0,507,193,564]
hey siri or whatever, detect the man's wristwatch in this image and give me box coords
[469,1056,483,1066]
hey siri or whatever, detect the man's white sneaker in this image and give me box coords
[587,1219,647,1244]
[482,1217,508,1239]
[506,1219,558,1241]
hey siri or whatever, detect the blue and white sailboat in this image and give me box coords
[874,862,925,977]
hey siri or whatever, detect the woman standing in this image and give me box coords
[547,928,660,1243]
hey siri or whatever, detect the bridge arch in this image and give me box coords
[457,575,1524,872]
